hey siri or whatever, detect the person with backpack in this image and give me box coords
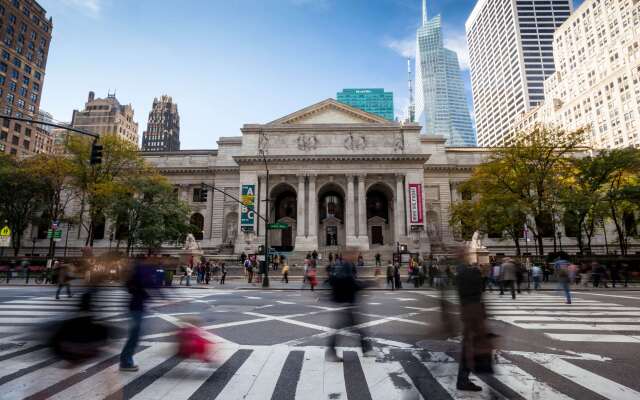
[326,253,374,362]
[244,258,253,283]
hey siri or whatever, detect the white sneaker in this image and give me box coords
[362,349,377,358]
[325,350,342,362]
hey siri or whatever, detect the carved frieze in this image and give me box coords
[344,133,366,151]
[296,135,318,151]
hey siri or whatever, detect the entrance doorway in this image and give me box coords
[326,226,338,246]
[371,226,383,245]
[282,226,293,248]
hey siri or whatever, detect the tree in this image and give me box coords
[66,134,145,247]
[599,148,640,255]
[25,154,79,257]
[450,179,526,255]
[106,172,193,255]
[477,125,584,256]
[0,155,45,256]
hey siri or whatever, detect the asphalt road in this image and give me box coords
[0,285,639,399]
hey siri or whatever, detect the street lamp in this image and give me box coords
[259,147,270,288]
[31,235,36,256]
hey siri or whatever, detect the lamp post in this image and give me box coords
[64,222,72,257]
[260,148,270,288]
[31,236,36,256]
[602,218,609,255]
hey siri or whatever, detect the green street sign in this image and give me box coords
[267,223,289,230]
[47,229,63,241]
[47,229,53,239]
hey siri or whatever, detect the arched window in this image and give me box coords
[190,213,204,240]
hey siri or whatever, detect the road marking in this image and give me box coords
[243,296,262,300]
[576,292,640,300]
[515,351,640,400]
[128,348,236,400]
[511,323,640,331]
[214,349,269,399]
[359,349,420,400]
[270,350,304,400]
[404,306,440,312]
[244,347,293,400]
[487,310,640,316]
[544,333,640,342]
[324,349,348,400]
[394,298,417,302]
[492,354,574,400]
[295,347,324,400]
[486,306,640,311]
[188,349,253,400]
[276,300,295,305]
[367,302,381,305]
[494,316,640,323]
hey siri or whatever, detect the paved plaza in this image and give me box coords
[0,286,639,399]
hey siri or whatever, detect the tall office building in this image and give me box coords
[466,0,572,147]
[71,91,139,146]
[0,0,52,156]
[141,95,180,152]
[336,89,394,121]
[415,1,476,146]
[514,0,640,149]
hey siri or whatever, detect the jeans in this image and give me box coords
[559,281,571,304]
[56,283,71,299]
[500,280,516,299]
[533,276,541,290]
[120,310,143,367]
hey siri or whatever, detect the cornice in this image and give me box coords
[156,166,239,175]
[424,164,477,172]
[233,154,431,164]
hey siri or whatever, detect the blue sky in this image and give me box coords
[38,0,581,149]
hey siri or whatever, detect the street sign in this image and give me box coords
[47,228,63,241]
[267,223,289,230]
[0,226,11,247]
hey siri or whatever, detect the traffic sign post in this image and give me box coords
[0,225,11,249]
[267,223,289,230]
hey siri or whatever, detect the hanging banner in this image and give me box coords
[240,184,256,227]
[408,183,424,225]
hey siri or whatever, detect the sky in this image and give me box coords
[38,0,583,149]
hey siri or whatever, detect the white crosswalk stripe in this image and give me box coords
[0,341,638,399]
[0,289,214,334]
[438,292,640,344]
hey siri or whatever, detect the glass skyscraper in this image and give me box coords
[337,89,394,121]
[415,2,476,146]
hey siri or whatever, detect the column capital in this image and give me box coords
[356,172,367,179]
[297,173,306,182]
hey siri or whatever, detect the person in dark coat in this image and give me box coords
[499,258,517,299]
[326,253,373,362]
[120,259,151,371]
[55,262,72,300]
[456,260,493,391]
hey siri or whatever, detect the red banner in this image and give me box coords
[408,184,424,225]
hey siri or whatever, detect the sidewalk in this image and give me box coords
[1,277,639,291]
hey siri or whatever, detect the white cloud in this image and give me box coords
[383,36,415,59]
[61,0,102,18]
[443,31,470,70]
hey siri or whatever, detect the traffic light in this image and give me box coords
[90,142,103,165]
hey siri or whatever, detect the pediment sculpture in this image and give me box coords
[344,133,366,151]
[297,135,318,151]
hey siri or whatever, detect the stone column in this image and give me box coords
[395,174,405,243]
[346,174,356,240]
[307,174,318,240]
[357,174,367,238]
[297,174,306,238]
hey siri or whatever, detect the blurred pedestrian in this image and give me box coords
[185,265,192,286]
[499,258,517,299]
[532,264,542,290]
[610,262,620,288]
[393,262,401,289]
[326,252,373,362]
[308,266,317,291]
[281,262,289,284]
[219,263,227,285]
[622,263,630,287]
[558,266,572,304]
[244,257,253,283]
[205,262,211,285]
[456,257,493,391]
[386,261,394,289]
[375,253,381,267]
[120,259,150,372]
[55,262,72,300]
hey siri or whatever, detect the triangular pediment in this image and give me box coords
[268,99,392,125]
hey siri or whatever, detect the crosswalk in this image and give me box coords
[0,341,638,399]
[423,291,640,344]
[0,289,214,335]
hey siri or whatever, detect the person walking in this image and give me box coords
[205,262,211,285]
[531,264,542,290]
[610,262,620,288]
[281,262,289,284]
[55,262,73,299]
[580,263,591,287]
[219,263,227,285]
[375,253,381,267]
[456,260,493,391]
[120,259,150,371]
[558,266,572,304]
[622,263,630,288]
[499,258,517,299]
[386,261,394,289]
[185,265,193,286]
[244,257,253,284]
[394,262,402,289]
[326,253,374,362]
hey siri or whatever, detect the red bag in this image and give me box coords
[177,326,213,362]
